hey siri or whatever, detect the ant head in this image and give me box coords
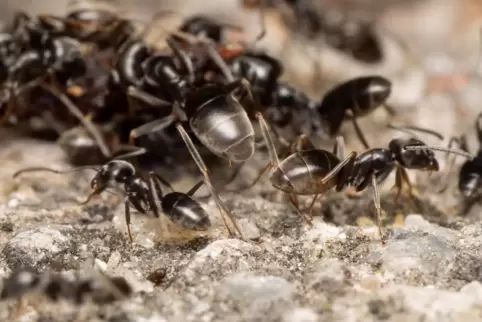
[91,160,135,190]
[360,76,391,108]
[389,138,439,171]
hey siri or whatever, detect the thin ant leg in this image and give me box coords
[176,123,242,238]
[167,38,196,83]
[333,136,345,160]
[113,147,147,161]
[78,185,106,205]
[126,86,173,107]
[151,172,176,192]
[371,174,386,245]
[124,198,133,242]
[320,152,358,185]
[186,179,205,197]
[351,116,370,149]
[205,42,235,82]
[394,166,403,203]
[40,83,112,158]
[128,114,177,145]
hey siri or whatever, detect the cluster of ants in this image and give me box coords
[4,0,481,245]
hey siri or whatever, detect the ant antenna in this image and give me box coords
[13,165,99,178]
[387,124,444,141]
[404,145,473,160]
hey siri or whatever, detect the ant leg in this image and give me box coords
[175,123,243,238]
[306,193,319,219]
[399,167,416,200]
[124,198,134,242]
[40,83,112,158]
[114,147,147,160]
[167,38,196,83]
[333,136,345,160]
[129,114,177,145]
[394,166,403,203]
[371,174,386,244]
[126,86,173,107]
[321,151,358,186]
[288,193,312,224]
[151,172,176,192]
[186,179,205,196]
[205,42,235,81]
[78,185,106,205]
[351,117,370,149]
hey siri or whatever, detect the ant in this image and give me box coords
[317,76,394,149]
[13,151,212,243]
[0,269,131,305]
[243,121,472,244]
[441,113,482,214]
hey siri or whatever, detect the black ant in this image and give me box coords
[440,113,482,214]
[0,269,131,305]
[13,151,212,242]
[317,76,394,149]
[244,121,472,244]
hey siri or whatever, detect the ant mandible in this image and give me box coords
[245,119,473,244]
[13,149,211,243]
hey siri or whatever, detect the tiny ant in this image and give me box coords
[12,151,211,243]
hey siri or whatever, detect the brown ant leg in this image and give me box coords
[371,174,386,245]
[399,166,416,200]
[288,193,312,224]
[306,193,319,219]
[176,123,242,239]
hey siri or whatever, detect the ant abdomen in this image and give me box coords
[162,192,211,231]
[189,91,255,162]
[271,150,340,195]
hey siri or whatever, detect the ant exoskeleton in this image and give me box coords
[12,151,212,243]
[243,121,472,243]
[0,269,131,305]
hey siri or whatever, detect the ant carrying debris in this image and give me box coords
[239,119,473,243]
[12,150,212,243]
[0,269,131,305]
